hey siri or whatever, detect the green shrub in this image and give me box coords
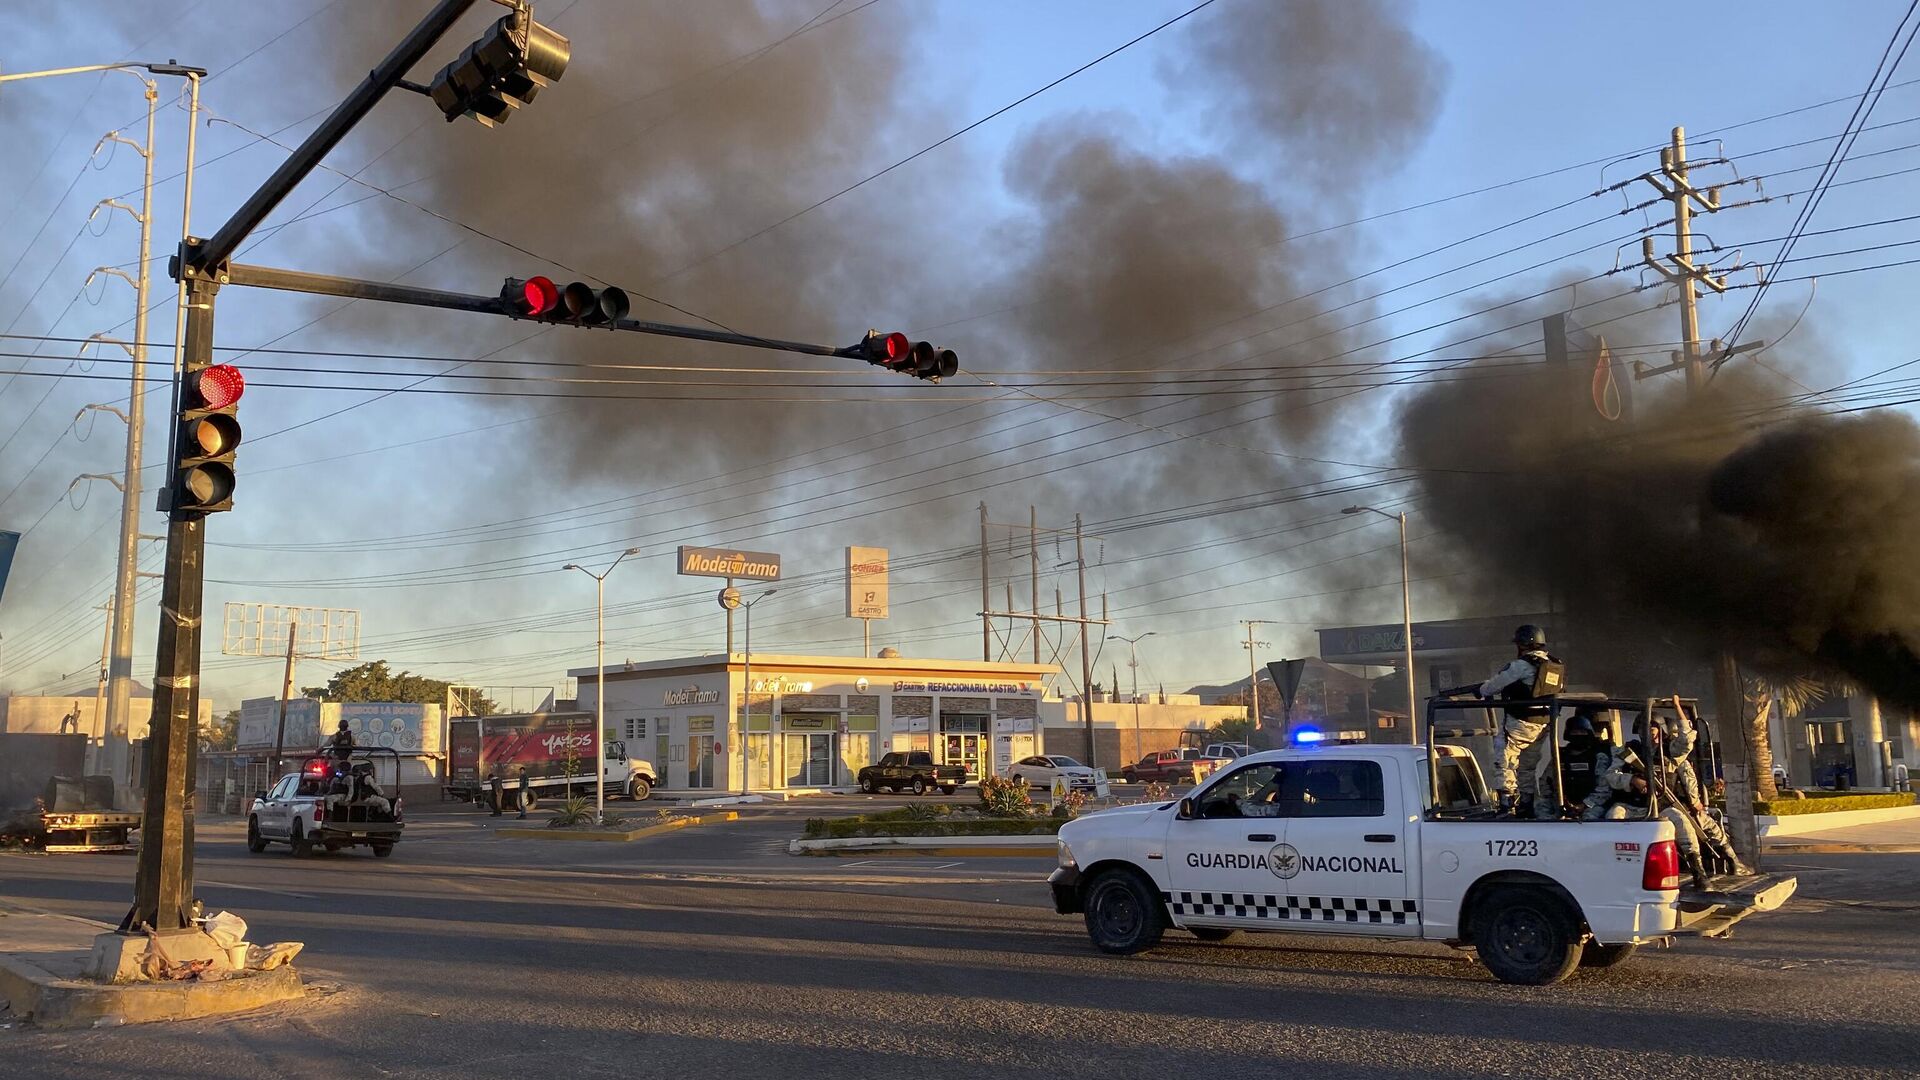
[546,796,594,828]
[901,801,955,821]
[1756,792,1915,817]
[977,775,1033,817]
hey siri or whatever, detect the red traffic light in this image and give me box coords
[194,364,245,409]
[862,331,911,366]
[503,276,560,317]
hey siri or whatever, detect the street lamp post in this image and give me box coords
[1107,632,1154,765]
[563,548,640,823]
[1344,506,1418,745]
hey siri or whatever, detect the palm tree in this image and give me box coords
[1745,674,1828,801]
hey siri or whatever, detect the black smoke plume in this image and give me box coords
[1393,288,1920,711]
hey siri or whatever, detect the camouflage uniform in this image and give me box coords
[1600,737,1747,880]
[1480,649,1555,818]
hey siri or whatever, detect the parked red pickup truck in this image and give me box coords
[1119,749,1225,784]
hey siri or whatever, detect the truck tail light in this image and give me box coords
[312,802,326,823]
[394,797,405,822]
[1643,839,1680,891]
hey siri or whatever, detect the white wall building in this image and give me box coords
[571,653,1059,792]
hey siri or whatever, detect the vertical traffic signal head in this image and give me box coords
[173,363,244,516]
[502,276,560,318]
[428,10,572,127]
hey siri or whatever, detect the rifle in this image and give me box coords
[1613,745,1695,816]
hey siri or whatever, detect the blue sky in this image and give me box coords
[1,0,1915,709]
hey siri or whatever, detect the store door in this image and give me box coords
[784,732,835,787]
[945,732,985,781]
[688,735,715,788]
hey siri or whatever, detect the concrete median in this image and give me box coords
[0,907,304,1030]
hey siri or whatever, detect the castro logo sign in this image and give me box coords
[1269,842,1301,880]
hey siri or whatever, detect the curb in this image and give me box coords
[0,953,303,1030]
[1763,841,1920,854]
[788,834,1057,857]
[494,811,738,842]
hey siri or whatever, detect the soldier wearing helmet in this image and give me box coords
[1559,704,1614,820]
[1478,624,1563,818]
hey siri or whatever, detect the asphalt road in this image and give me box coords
[1,801,1916,1079]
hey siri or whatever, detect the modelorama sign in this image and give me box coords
[664,685,722,706]
[677,545,781,581]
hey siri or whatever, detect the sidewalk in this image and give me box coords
[1763,815,1920,853]
[0,905,302,1029]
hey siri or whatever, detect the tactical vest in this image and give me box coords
[1561,736,1609,801]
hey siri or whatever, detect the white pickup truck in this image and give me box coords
[1048,743,1797,984]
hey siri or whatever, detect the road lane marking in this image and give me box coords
[199,878,318,899]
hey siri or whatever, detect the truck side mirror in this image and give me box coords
[1176,797,1196,820]
[253,790,267,802]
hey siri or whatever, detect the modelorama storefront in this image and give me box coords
[570,654,1060,793]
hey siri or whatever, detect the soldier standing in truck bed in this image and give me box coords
[1478,624,1564,818]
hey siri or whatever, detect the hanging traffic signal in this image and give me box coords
[428,8,571,127]
[857,332,957,381]
[171,362,244,515]
[502,276,560,317]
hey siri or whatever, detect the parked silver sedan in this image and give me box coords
[1006,754,1097,790]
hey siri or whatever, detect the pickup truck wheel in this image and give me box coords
[1083,868,1165,955]
[246,817,267,853]
[859,776,877,794]
[371,842,396,858]
[1189,927,1240,942]
[1473,886,1582,985]
[628,776,652,801]
[288,822,313,858]
[911,778,928,796]
[1578,941,1638,970]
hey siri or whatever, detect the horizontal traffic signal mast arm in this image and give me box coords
[219,261,957,372]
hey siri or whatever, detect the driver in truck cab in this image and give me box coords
[1478,624,1563,819]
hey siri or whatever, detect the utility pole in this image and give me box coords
[1637,125,1761,866]
[1029,506,1040,664]
[91,600,113,772]
[1074,514,1098,768]
[92,79,159,803]
[978,502,992,661]
[268,618,298,779]
[1240,620,1272,739]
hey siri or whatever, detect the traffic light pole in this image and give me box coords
[128,0,483,935]
[123,270,218,934]
[219,262,878,359]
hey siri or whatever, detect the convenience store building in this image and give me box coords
[571,653,1059,794]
